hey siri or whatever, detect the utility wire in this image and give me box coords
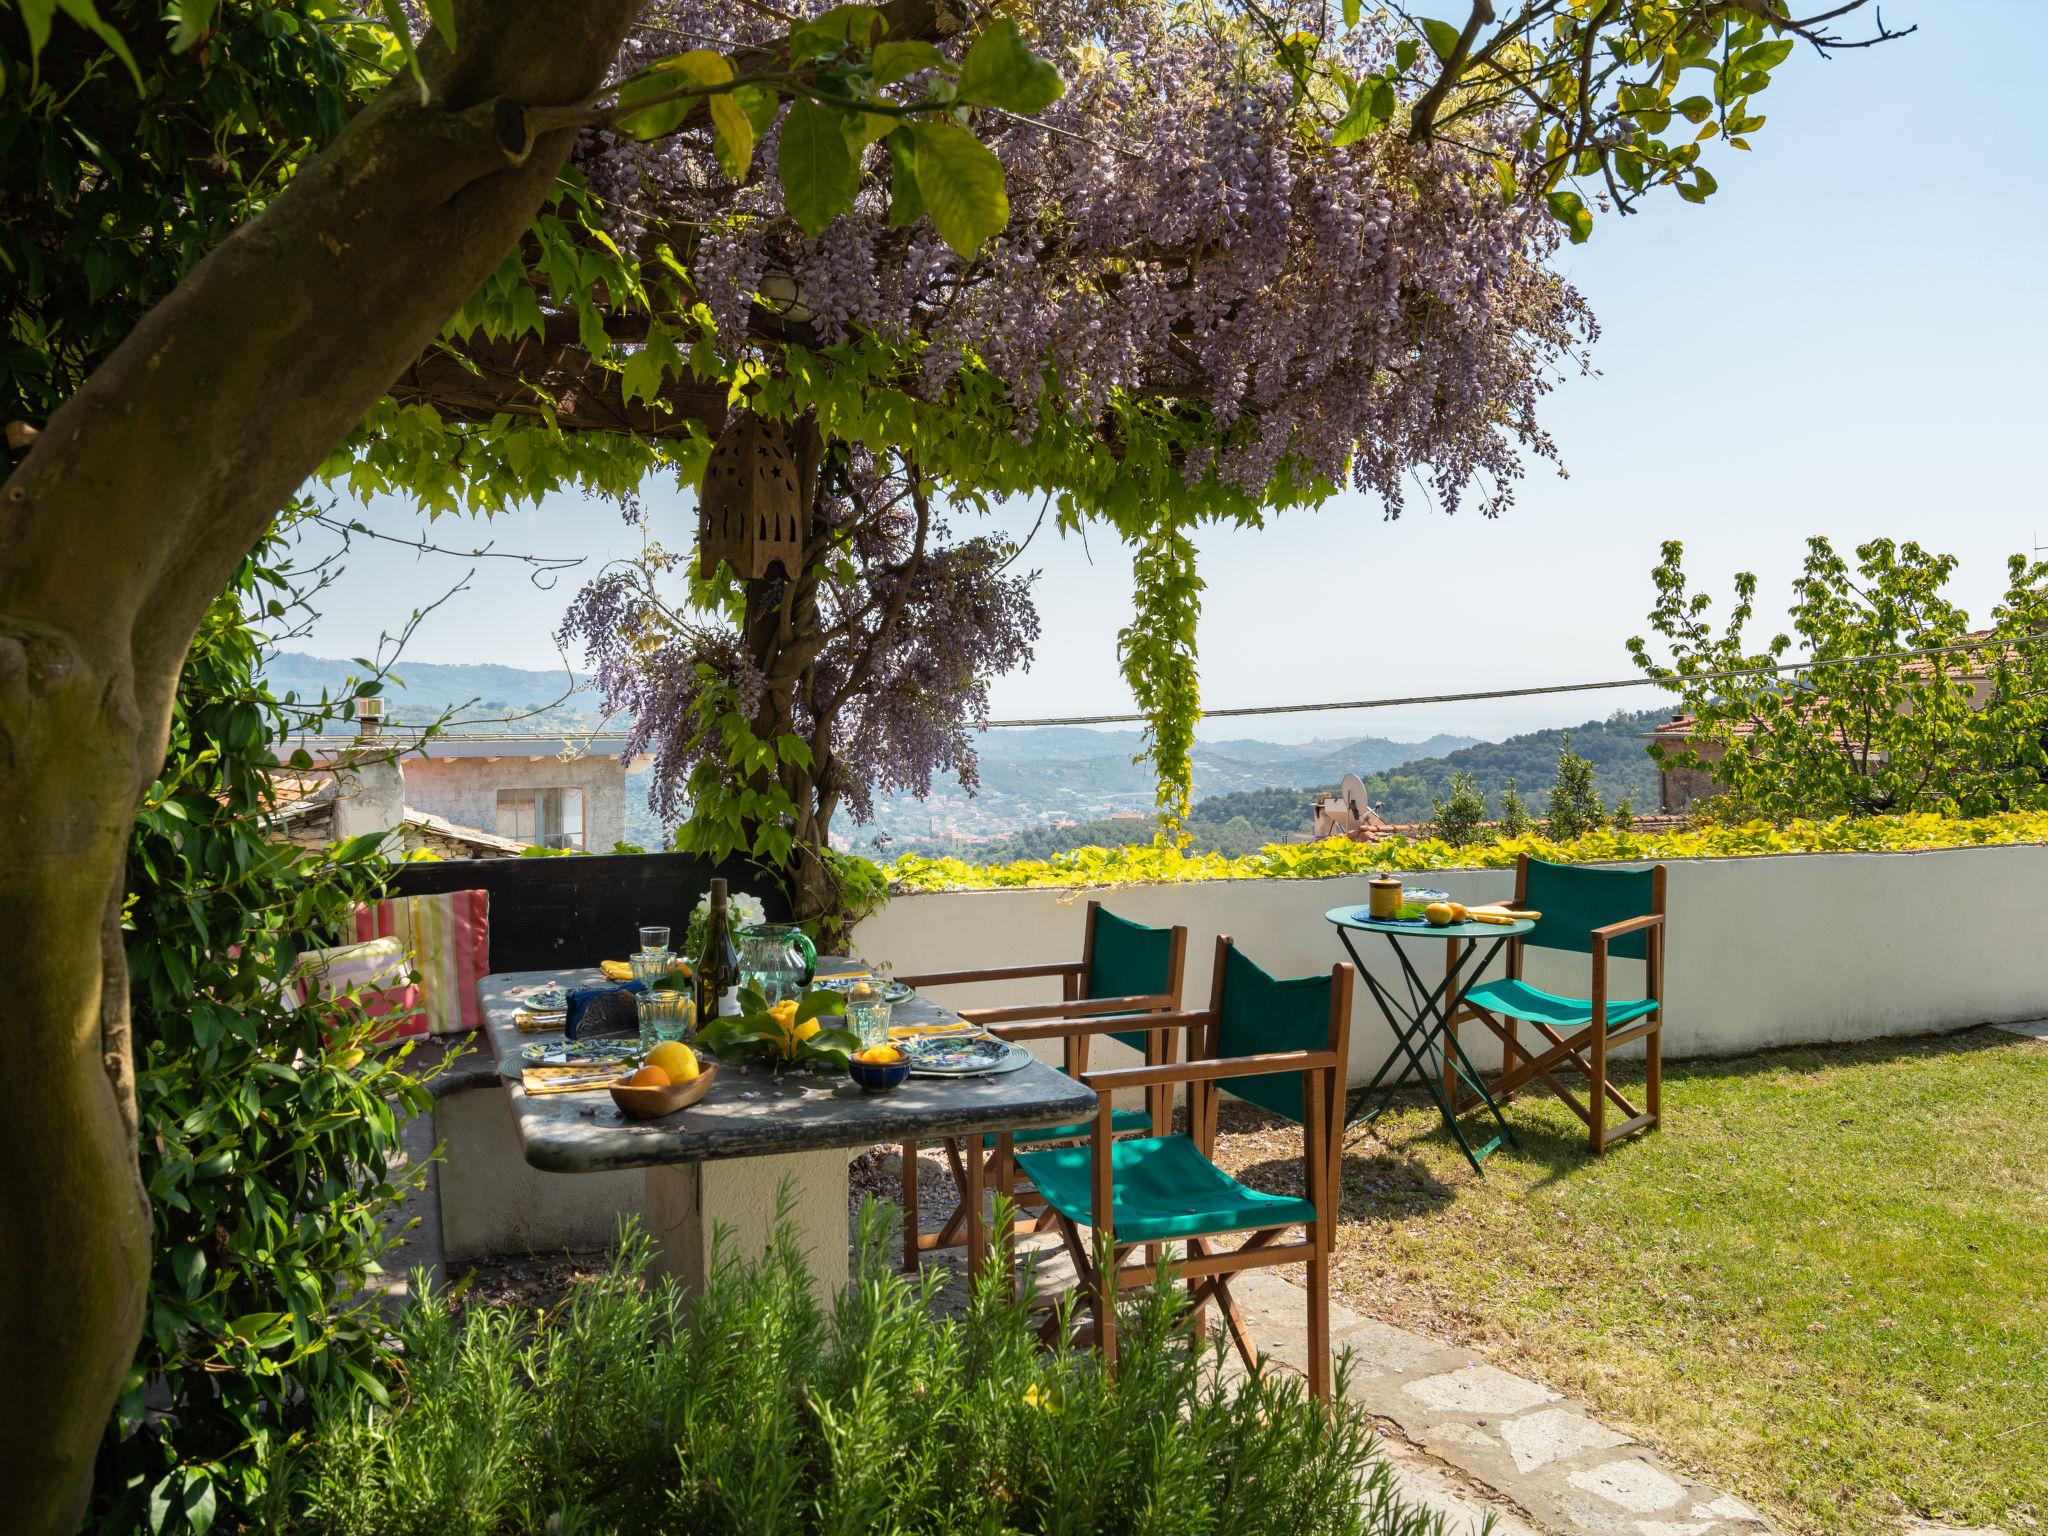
[304,631,2046,740]
[976,631,2048,729]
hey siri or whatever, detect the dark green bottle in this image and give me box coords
[693,878,741,1022]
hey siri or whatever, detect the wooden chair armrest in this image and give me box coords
[960,992,1174,1026]
[987,1007,1212,1044]
[894,961,1084,989]
[1590,912,1664,948]
[1081,1049,1340,1092]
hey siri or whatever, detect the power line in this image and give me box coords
[976,632,2047,730]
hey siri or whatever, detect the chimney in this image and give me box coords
[355,694,384,740]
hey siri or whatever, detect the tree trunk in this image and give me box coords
[0,6,639,1527]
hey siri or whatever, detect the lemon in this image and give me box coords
[644,1041,699,1083]
[1424,901,1458,927]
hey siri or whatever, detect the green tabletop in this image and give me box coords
[1323,905,1536,941]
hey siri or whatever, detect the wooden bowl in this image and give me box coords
[609,1061,718,1119]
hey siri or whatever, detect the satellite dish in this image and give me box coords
[1338,773,1371,821]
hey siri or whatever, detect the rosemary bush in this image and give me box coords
[277,1208,1442,1536]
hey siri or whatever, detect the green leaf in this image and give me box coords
[955,18,1064,115]
[1394,38,1420,73]
[733,83,780,136]
[778,97,859,236]
[1492,158,1516,206]
[421,0,455,50]
[1737,38,1795,72]
[873,38,946,85]
[1673,94,1713,123]
[796,989,847,1025]
[1343,0,1361,24]
[378,0,427,102]
[912,120,1009,257]
[793,3,885,51]
[1546,189,1593,243]
[1419,16,1464,63]
[885,128,924,229]
[708,93,756,179]
[1330,86,1380,148]
[616,50,734,141]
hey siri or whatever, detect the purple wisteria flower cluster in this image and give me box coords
[558,453,1040,842]
[576,0,1594,516]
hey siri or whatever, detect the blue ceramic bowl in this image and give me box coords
[848,1055,911,1093]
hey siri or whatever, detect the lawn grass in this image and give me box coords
[1207,1026,2048,1536]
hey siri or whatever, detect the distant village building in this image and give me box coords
[1312,773,1389,841]
[273,700,630,855]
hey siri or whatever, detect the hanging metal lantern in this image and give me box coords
[697,411,805,581]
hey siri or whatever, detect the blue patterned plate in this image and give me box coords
[899,1035,1028,1076]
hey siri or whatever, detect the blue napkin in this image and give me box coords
[565,981,646,1039]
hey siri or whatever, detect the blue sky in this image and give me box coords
[293,1,2047,743]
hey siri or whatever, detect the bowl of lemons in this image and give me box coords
[609,1041,717,1119]
[847,1042,911,1093]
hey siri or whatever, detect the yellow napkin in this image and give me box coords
[600,959,634,981]
[522,1064,633,1095]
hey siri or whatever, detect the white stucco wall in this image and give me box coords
[400,753,627,850]
[848,844,2048,1085]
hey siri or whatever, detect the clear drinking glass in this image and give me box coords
[638,925,671,954]
[847,983,893,1049]
[638,990,695,1049]
[630,951,680,989]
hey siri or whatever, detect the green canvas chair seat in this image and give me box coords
[981,1106,1150,1151]
[1015,1133,1318,1245]
[1462,978,1658,1032]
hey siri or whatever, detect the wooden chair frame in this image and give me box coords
[994,937,1355,1399]
[1446,856,1667,1154]
[895,902,1189,1272]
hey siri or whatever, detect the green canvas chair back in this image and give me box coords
[1212,942,1335,1125]
[1522,858,1657,960]
[1086,906,1177,1052]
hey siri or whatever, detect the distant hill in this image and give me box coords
[877,711,1666,860]
[260,651,608,735]
[1359,710,1663,824]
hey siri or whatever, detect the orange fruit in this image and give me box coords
[626,1064,672,1088]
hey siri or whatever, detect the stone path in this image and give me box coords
[1992,1018,2048,1042]
[965,1230,1780,1536]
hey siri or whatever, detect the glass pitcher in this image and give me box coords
[736,923,817,1003]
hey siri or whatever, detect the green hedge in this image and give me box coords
[886,810,2048,891]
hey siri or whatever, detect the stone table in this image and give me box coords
[477,968,1097,1292]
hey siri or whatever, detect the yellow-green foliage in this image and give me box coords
[887,811,2048,891]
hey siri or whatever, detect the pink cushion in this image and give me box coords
[353,890,490,1036]
[292,936,427,1044]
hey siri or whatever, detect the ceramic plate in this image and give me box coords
[519,1038,640,1067]
[816,975,915,1003]
[900,1034,1022,1076]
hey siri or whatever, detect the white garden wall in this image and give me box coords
[850,844,2048,1086]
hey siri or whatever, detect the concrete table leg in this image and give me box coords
[644,1147,851,1295]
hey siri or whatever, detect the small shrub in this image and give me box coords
[1610,796,1635,831]
[1497,776,1532,839]
[1430,770,1489,847]
[273,1208,1440,1536]
[1545,731,1605,841]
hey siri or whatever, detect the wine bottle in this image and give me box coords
[693,878,741,1022]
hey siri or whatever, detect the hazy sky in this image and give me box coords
[288,2,2048,744]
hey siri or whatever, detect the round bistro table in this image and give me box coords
[1324,905,1536,1173]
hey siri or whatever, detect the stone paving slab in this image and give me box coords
[1991,1018,2048,1042]
[1225,1266,1778,1536]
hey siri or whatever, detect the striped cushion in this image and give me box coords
[292,936,426,1043]
[353,890,490,1036]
